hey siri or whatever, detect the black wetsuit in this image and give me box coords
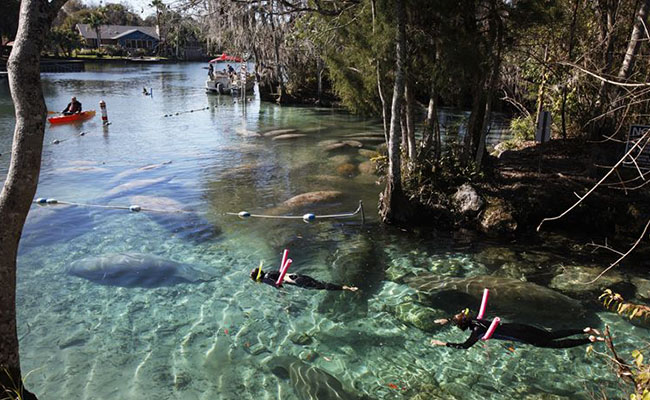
[63,100,82,115]
[446,318,591,349]
[260,270,344,291]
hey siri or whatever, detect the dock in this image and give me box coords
[40,60,85,73]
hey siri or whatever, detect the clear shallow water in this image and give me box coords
[0,63,646,400]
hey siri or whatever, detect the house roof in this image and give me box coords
[76,24,159,41]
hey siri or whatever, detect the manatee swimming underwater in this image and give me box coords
[267,356,369,400]
[67,253,215,288]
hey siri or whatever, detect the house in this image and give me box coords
[76,24,159,52]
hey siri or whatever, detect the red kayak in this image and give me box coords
[48,110,96,124]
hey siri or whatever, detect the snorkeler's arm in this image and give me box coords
[445,331,481,350]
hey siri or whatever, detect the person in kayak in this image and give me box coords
[429,310,604,349]
[62,97,82,115]
[250,267,358,292]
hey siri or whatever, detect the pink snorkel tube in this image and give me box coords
[276,249,292,287]
[477,288,501,340]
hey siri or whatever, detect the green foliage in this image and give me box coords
[46,27,83,57]
[509,115,536,141]
[403,143,482,209]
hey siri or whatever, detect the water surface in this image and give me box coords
[0,63,645,400]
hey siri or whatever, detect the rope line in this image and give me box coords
[33,198,366,223]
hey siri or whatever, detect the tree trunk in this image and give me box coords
[2,0,65,398]
[561,0,580,139]
[475,14,503,168]
[405,81,416,160]
[534,45,549,132]
[95,27,101,48]
[371,0,389,144]
[269,0,284,103]
[379,0,412,225]
[617,0,650,80]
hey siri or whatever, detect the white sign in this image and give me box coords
[624,124,650,169]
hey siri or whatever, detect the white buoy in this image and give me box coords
[99,100,109,126]
[302,213,316,223]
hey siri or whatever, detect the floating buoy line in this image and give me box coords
[163,106,213,118]
[225,200,365,223]
[33,198,365,224]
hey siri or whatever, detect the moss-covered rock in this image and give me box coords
[383,300,446,332]
[479,196,517,234]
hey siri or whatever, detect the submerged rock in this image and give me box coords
[336,163,358,177]
[405,274,586,324]
[266,355,368,400]
[632,277,650,301]
[383,299,446,332]
[549,265,630,299]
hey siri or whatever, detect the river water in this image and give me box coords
[0,62,645,400]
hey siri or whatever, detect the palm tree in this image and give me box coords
[83,10,106,48]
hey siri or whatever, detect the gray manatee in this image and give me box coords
[267,356,369,400]
[67,253,215,288]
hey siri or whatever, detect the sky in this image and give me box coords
[81,0,159,18]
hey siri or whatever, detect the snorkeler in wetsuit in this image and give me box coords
[250,268,358,292]
[430,310,604,349]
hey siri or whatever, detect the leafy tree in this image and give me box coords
[46,27,82,57]
[83,10,107,48]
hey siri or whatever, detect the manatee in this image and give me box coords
[67,253,215,288]
[272,133,307,141]
[51,166,111,175]
[110,161,172,182]
[105,176,173,199]
[262,128,299,137]
[20,204,106,250]
[130,196,220,243]
[282,191,344,208]
[235,127,260,137]
[267,356,368,400]
[405,274,588,325]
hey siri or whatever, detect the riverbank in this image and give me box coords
[414,138,650,244]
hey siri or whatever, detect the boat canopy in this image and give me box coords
[209,53,243,63]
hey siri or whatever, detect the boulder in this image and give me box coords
[632,277,650,302]
[358,161,377,175]
[451,183,484,216]
[383,299,447,332]
[549,265,631,299]
[479,196,517,234]
[336,163,358,177]
[358,149,380,158]
[405,273,588,325]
